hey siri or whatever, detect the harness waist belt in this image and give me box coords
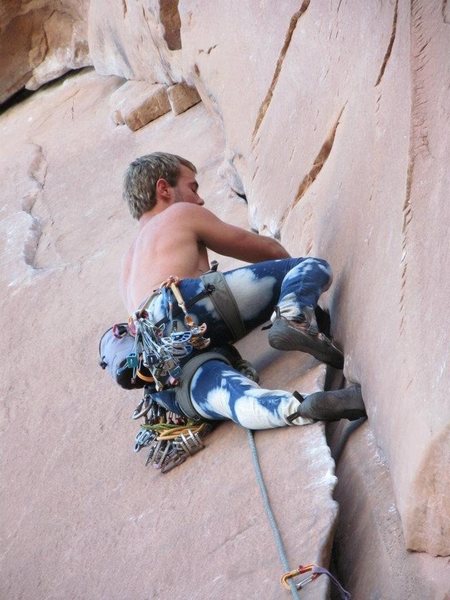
[152,286,214,329]
[200,270,246,342]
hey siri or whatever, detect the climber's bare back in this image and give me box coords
[121,165,290,314]
[121,205,211,312]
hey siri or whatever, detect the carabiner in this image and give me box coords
[281,564,319,590]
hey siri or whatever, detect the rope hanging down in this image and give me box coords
[246,429,301,600]
[246,429,351,599]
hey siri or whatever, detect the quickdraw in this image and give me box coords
[281,563,351,598]
[132,390,214,474]
[128,276,211,391]
[125,274,259,473]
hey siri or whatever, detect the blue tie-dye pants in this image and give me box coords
[147,257,333,429]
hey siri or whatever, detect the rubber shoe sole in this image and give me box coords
[298,384,366,421]
[268,316,344,369]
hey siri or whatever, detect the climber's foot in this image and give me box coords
[296,384,366,422]
[268,308,344,369]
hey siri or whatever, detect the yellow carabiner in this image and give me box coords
[281,564,318,590]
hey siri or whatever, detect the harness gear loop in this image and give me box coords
[170,281,194,326]
[136,369,154,383]
[159,275,193,326]
[159,275,210,346]
[126,277,213,391]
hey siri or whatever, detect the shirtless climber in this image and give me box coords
[119,152,366,429]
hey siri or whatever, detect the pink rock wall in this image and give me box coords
[1,2,449,597]
[0,71,338,599]
[0,0,90,103]
[178,0,450,557]
[88,0,183,84]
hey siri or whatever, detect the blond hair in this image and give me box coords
[123,152,197,220]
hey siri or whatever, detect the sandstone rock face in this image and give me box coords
[88,0,183,84]
[1,1,449,597]
[0,1,91,103]
[179,0,450,556]
[0,70,338,600]
[328,420,450,599]
[110,81,171,130]
[167,81,201,115]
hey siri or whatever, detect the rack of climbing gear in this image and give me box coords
[104,270,258,474]
[107,276,215,473]
[132,389,214,474]
[128,276,211,391]
[281,563,351,598]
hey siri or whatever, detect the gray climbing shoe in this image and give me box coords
[295,384,366,422]
[268,306,344,369]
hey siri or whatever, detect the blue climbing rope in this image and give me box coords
[247,428,351,599]
[246,428,301,600]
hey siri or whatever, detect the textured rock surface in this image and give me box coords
[0,1,90,103]
[88,0,183,84]
[179,0,450,556]
[1,1,449,597]
[110,81,171,130]
[167,81,201,115]
[0,71,337,600]
[328,421,450,600]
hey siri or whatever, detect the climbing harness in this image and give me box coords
[100,262,246,391]
[247,429,351,599]
[131,343,259,473]
[129,273,257,470]
[174,351,232,420]
[99,266,260,474]
[151,262,245,341]
[127,275,211,392]
[199,269,246,341]
[118,276,215,471]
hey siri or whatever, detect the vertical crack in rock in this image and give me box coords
[400,0,431,332]
[122,0,127,17]
[41,11,54,59]
[141,7,174,82]
[375,0,399,86]
[217,154,247,202]
[293,106,344,207]
[400,155,413,332]
[443,0,450,23]
[159,0,182,50]
[33,9,57,69]
[251,0,310,141]
[277,106,345,232]
[22,144,48,268]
